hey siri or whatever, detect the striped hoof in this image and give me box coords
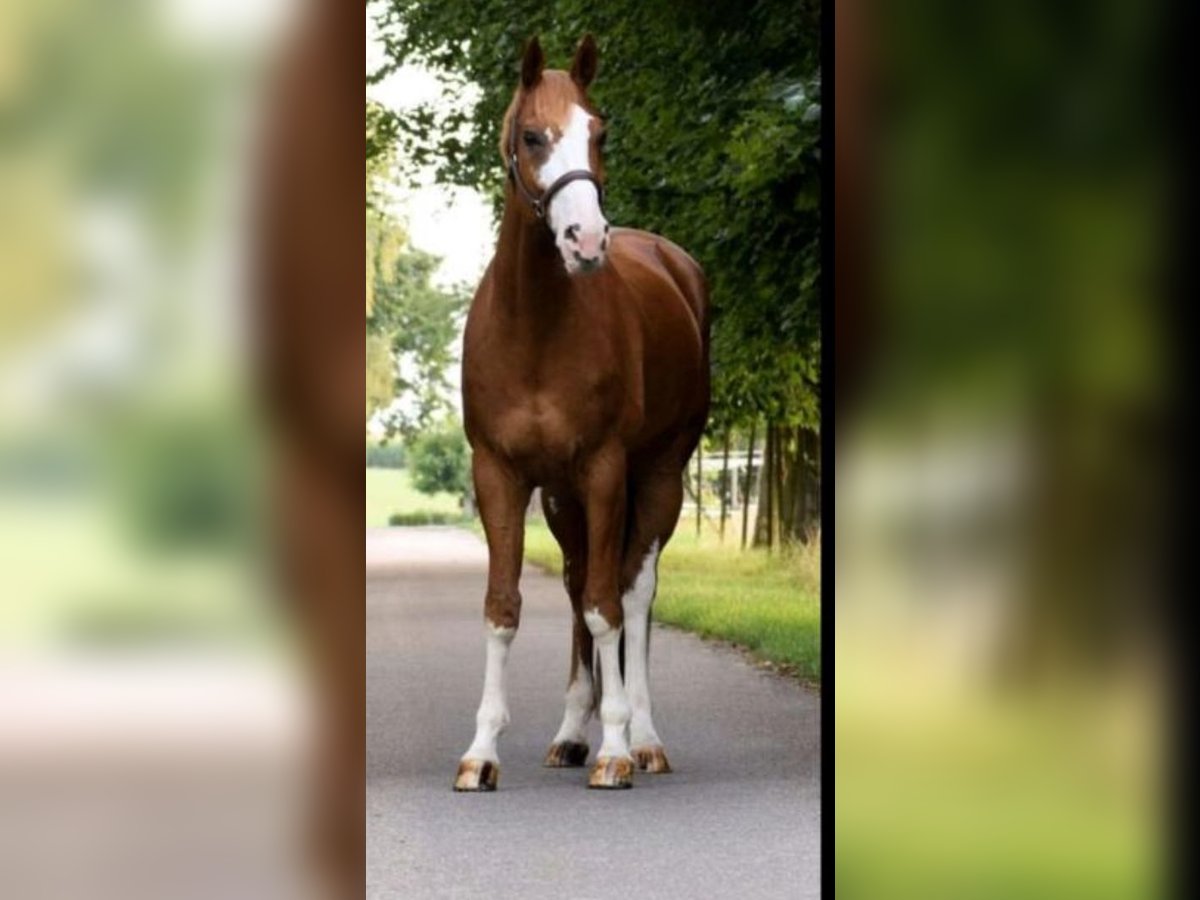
[631,745,673,773]
[453,759,498,792]
[544,741,590,768]
[587,755,634,789]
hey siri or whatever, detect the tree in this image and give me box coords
[366,332,395,419]
[366,220,467,437]
[408,421,471,497]
[366,113,468,435]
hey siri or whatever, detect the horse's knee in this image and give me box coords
[484,590,521,630]
[582,597,622,640]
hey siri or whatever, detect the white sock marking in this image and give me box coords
[550,664,593,745]
[622,541,663,749]
[462,622,515,763]
[583,609,631,760]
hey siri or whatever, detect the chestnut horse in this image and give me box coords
[454,35,710,791]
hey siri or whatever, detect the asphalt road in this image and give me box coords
[367,526,821,900]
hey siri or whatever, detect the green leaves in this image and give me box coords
[408,421,471,497]
[366,209,468,439]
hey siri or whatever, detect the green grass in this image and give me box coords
[521,520,821,685]
[365,467,463,527]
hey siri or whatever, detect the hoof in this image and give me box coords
[588,756,634,789]
[631,745,673,773]
[544,741,590,768]
[453,759,498,792]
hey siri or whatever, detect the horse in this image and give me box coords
[454,34,710,791]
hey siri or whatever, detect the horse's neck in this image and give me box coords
[492,200,570,324]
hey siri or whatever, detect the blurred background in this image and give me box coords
[0,0,358,897]
[836,0,1174,897]
[1,0,1180,895]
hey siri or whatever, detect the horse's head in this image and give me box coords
[502,35,610,275]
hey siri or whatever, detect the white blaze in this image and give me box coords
[538,103,608,273]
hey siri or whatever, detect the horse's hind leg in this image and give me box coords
[541,487,594,767]
[620,463,686,774]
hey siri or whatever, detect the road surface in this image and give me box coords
[367,526,821,899]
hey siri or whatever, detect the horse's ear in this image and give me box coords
[521,36,544,89]
[570,34,599,88]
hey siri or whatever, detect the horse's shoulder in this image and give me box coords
[610,229,708,334]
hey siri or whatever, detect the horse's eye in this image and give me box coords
[522,130,544,148]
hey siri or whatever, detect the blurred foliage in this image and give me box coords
[0,0,288,658]
[365,221,468,436]
[387,510,471,526]
[369,0,821,435]
[365,332,396,417]
[365,441,407,469]
[872,0,1165,419]
[407,419,471,498]
[867,0,1169,677]
[1,0,233,355]
[113,410,262,555]
[836,0,1170,897]
[366,139,468,435]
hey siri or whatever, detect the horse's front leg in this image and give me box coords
[577,444,635,789]
[453,447,531,792]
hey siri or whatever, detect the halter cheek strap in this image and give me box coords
[507,122,605,226]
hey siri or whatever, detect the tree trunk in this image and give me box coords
[804,426,820,538]
[695,440,703,537]
[778,426,795,542]
[719,428,731,543]
[741,420,756,550]
[771,423,782,551]
[786,425,819,543]
[772,424,821,545]
[755,423,775,550]
[794,426,807,540]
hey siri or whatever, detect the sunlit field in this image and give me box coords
[521,520,821,685]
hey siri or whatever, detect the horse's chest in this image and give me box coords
[463,300,637,468]
[489,380,619,463]
[490,395,571,459]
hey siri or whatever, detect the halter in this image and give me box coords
[507,120,605,225]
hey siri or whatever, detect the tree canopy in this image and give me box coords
[366,119,468,437]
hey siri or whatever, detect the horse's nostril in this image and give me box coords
[564,224,580,243]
